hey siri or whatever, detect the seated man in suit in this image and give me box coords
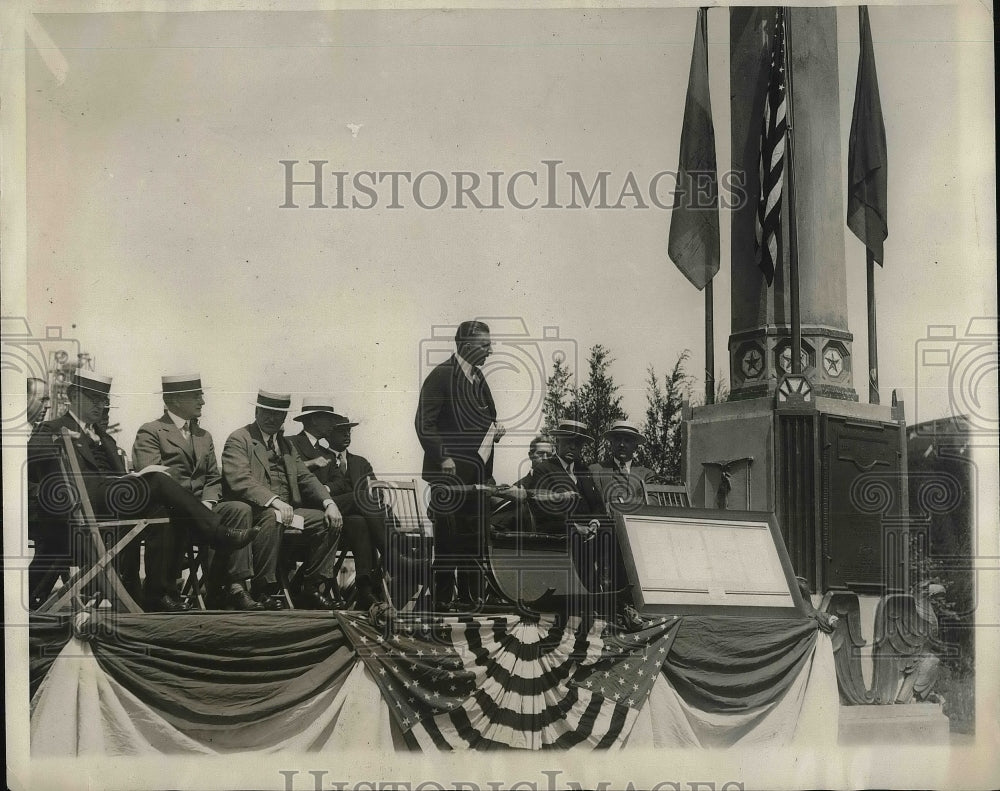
[221,389,344,609]
[289,399,384,610]
[515,419,627,595]
[589,420,655,515]
[27,377,51,430]
[491,434,556,533]
[28,371,260,611]
[133,374,276,611]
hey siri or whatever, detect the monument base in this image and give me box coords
[839,703,950,745]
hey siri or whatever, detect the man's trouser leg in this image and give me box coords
[248,508,283,594]
[296,508,340,587]
[208,501,255,587]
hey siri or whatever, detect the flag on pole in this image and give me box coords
[847,6,888,264]
[668,8,719,291]
[754,8,788,286]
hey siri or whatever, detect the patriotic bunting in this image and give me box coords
[337,612,681,750]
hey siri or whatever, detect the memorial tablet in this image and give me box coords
[614,506,809,618]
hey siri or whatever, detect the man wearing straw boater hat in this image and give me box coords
[526,418,628,596]
[133,374,277,611]
[289,399,384,611]
[222,389,344,610]
[589,420,656,514]
[28,370,261,611]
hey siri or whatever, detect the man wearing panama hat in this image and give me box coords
[222,389,344,609]
[289,399,384,610]
[28,370,261,611]
[133,375,274,611]
[589,420,656,515]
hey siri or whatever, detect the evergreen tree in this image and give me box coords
[569,344,627,462]
[637,350,692,482]
[542,356,574,433]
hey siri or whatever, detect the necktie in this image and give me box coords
[184,420,196,453]
[338,452,348,474]
[268,435,278,455]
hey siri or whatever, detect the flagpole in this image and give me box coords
[705,279,715,404]
[867,251,880,403]
[783,7,802,376]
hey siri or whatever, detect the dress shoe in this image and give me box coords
[257,593,288,611]
[296,587,335,610]
[145,593,194,613]
[225,587,264,611]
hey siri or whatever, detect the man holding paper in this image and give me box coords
[222,389,344,609]
[133,374,273,611]
[415,319,505,610]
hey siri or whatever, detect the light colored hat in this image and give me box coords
[550,419,594,442]
[253,389,292,412]
[160,373,204,394]
[70,370,114,397]
[293,397,338,422]
[603,420,646,443]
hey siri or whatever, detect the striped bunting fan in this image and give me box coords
[754,7,788,286]
[336,612,681,750]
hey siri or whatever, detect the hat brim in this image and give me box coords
[251,400,290,411]
[550,429,594,442]
[603,430,646,443]
[69,382,118,398]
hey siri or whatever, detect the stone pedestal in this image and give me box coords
[839,703,951,745]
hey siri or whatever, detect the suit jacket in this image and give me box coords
[288,432,376,515]
[28,412,125,509]
[132,413,223,501]
[524,457,606,533]
[415,354,497,483]
[221,423,329,509]
[588,459,656,514]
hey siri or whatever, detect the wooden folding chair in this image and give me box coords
[371,478,432,612]
[35,429,169,614]
[643,482,691,508]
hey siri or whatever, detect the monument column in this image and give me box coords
[729,6,855,401]
[683,6,907,596]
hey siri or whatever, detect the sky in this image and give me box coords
[13,3,997,485]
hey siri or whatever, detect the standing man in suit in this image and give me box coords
[133,374,274,610]
[28,371,260,611]
[415,319,505,610]
[289,399,384,610]
[589,420,656,515]
[222,389,344,609]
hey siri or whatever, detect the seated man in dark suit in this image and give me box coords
[588,420,656,515]
[133,374,274,611]
[221,389,344,609]
[289,399,384,610]
[28,371,260,611]
[517,419,627,595]
[491,433,556,533]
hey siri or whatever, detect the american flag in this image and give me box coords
[754,8,788,286]
[337,612,680,750]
